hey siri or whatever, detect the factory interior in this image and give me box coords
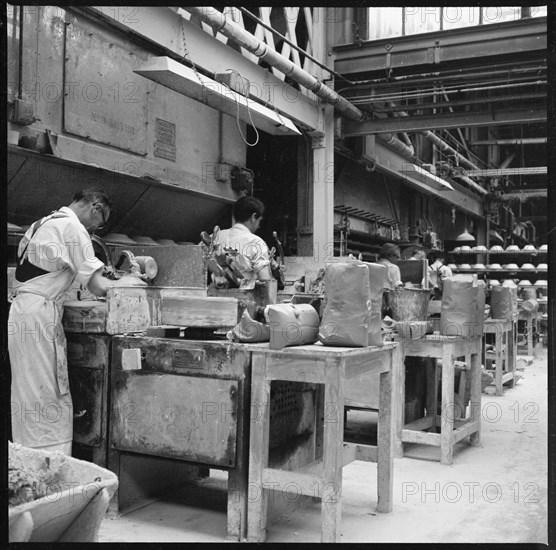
[6,5,552,545]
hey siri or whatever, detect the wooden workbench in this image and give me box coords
[400,335,482,465]
[483,317,517,395]
[517,308,538,356]
[246,341,401,543]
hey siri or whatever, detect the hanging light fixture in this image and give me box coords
[456,212,475,242]
[456,228,476,242]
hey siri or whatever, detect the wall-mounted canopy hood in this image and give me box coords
[7,145,232,242]
[134,56,301,136]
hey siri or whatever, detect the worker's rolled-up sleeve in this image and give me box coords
[65,226,105,286]
[244,239,270,275]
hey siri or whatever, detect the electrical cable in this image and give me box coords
[223,68,259,146]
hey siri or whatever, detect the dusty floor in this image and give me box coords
[98,347,548,544]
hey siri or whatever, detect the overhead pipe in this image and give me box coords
[339,61,546,90]
[451,171,489,196]
[471,138,547,146]
[184,6,364,122]
[236,7,353,85]
[377,133,415,157]
[385,102,414,152]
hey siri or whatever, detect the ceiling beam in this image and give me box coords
[334,16,547,75]
[471,138,547,145]
[502,190,547,199]
[351,93,546,113]
[342,107,547,136]
[465,167,547,177]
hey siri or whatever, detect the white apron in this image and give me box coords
[9,267,75,449]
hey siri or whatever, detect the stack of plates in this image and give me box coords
[157,239,177,245]
[453,247,462,253]
[447,264,457,271]
[521,263,535,271]
[489,279,501,286]
[518,280,533,287]
[458,264,472,270]
[487,263,502,270]
[102,233,137,245]
[132,236,160,246]
[472,245,487,253]
[537,263,547,271]
[460,245,472,253]
[489,245,504,253]
[523,245,537,253]
[472,263,486,270]
[539,244,548,252]
[506,245,520,252]
[503,263,519,271]
[534,280,548,287]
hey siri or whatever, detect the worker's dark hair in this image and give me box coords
[428,250,446,263]
[405,245,425,259]
[379,242,401,259]
[233,196,265,223]
[72,188,112,210]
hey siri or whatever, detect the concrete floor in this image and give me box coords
[98,347,548,544]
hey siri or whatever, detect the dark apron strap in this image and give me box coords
[15,212,69,283]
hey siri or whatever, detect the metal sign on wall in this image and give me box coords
[63,15,148,155]
[153,118,176,161]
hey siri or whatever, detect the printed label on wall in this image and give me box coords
[154,118,176,161]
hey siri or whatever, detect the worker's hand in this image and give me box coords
[111,273,148,287]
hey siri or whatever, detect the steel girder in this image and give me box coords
[333,17,547,76]
[342,106,547,136]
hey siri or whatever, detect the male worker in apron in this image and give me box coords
[8,188,142,455]
[214,196,272,283]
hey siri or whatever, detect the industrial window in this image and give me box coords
[368,6,547,39]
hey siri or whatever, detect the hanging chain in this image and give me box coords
[181,20,205,91]
[261,79,288,129]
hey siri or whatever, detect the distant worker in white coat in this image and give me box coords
[214,196,272,282]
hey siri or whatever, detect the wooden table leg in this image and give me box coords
[425,358,438,429]
[527,316,534,356]
[227,375,250,541]
[494,329,503,396]
[247,354,270,543]
[469,350,482,447]
[391,343,404,458]
[440,345,455,465]
[377,366,394,513]
[508,321,516,387]
[321,358,343,543]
